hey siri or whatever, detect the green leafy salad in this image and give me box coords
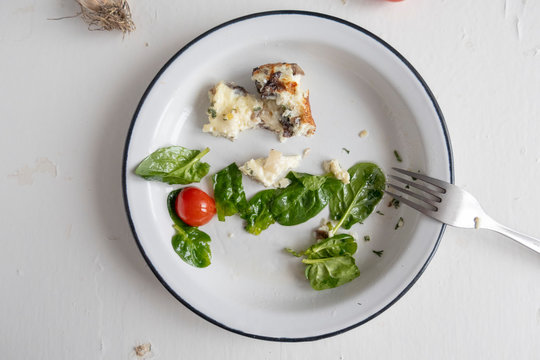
[134,145,386,290]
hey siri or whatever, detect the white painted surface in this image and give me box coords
[1,0,539,358]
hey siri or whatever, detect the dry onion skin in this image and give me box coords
[77,0,135,34]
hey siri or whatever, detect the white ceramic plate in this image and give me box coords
[123,11,453,341]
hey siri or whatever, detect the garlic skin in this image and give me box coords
[77,0,135,34]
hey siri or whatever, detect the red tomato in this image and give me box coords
[175,187,216,227]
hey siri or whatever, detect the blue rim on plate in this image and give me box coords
[122,10,454,342]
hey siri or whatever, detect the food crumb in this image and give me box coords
[144,42,149,47]
[358,129,368,138]
[303,148,311,158]
[473,217,480,229]
[134,343,151,357]
[228,232,235,238]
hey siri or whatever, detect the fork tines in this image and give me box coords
[385,168,445,214]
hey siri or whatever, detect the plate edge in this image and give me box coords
[121,9,454,343]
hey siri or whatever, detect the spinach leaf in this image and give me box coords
[242,189,276,235]
[303,256,360,290]
[301,234,357,259]
[167,189,211,268]
[329,162,385,231]
[212,163,248,221]
[288,172,329,191]
[270,173,340,226]
[135,146,210,185]
[287,234,360,290]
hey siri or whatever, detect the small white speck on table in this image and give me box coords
[1,1,539,359]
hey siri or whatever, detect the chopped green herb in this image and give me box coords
[372,250,384,257]
[395,217,404,230]
[364,235,370,242]
[280,105,287,112]
[388,198,400,209]
[207,108,217,118]
[253,106,262,112]
[342,147,350,154]
[394,150,403,162]
[376,210,384,216]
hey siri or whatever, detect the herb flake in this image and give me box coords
[372,250,384,257]
[393,150,403,162]
[342,147,350,154]
[376,210,384,216]
[395,217,404,230]
[388,198,400,209]
[364,235,370,242]
[208,107,217,118]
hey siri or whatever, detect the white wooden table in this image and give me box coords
[2,1,539,358]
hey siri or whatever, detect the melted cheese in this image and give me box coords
[324,159,350,184]
[252,63,315,141]
[202,82,262,140]
[240,149,301,187]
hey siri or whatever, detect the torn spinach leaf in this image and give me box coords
[302,234,357,259]
[285,163,385,290]
[287,234,360,290]
[135,146,210,185]
[329,162,385,232]
[242,189,276,235]
[303,255,360,291]
[212,163,248,221]
[288,172,330,191]
[270,172,342,226]
[167,189,211,268]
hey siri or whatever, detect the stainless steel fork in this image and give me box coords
[385,168,540,254]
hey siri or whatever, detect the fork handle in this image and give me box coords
[483,218,540,254]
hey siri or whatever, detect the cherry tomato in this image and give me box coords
[175,187,216,227]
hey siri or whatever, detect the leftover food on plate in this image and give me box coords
[203,82,262,140]
[133,62,392,290]
[240,149,301,188]
[252,63,316,141]
[203,62,315,142]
